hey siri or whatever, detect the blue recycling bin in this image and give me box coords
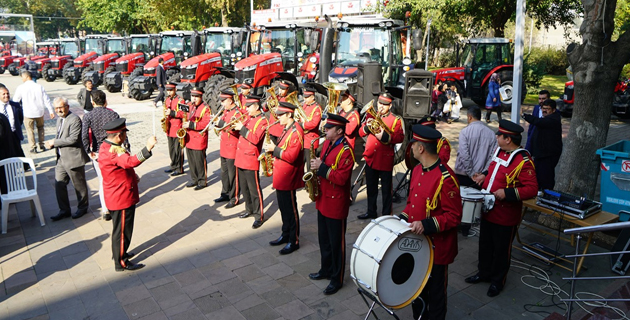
[596,140,630,220]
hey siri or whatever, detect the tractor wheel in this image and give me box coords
[203,74,228,114]
[81,66,93,85]
[42,64,56,82]
[104,66,120,92]
[63,63,78,85]
[130,85,153,100]
[167,71,180,84]
[9,67,19,76]
[0,67,5,74]
[129,67,143,82]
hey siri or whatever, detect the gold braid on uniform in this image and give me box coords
[109,145,126,155]
[505,154,533,201]
[324,143,354,180]
[425,165,458,232]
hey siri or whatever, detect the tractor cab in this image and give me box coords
[85,35,130,85]
[253,21,319,76]
[42,38,82,82]
[103,34,158,93]
[36,41,57,57]
[157,31,197,65]
[59,38,82,59]
[203,27,247,67]
[129,34,158,61]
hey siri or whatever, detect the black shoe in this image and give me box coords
[357,213,376,220]
[239,212,251,219]
[115,261,145,272]
[170,171,183,176]
[125,252,135,258]
[39,146,46,152]
[194,185,206,191]
[308,272,330,280]
[186,182,196,188]
[464,274,486,284]
[29,148,37,154]
[72,210,88,219]
[103,212,112,221]
[50,211,71,221]
[487,284,502,297]
[225,202,238,209]
[164,169,173,173]
[279,243,299,255]
[269,235,289,246]
[323,284,341,295]
[214,195,229,203]
[252,220,264,229]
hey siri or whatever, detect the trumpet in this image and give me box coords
[259,120,280,177]
[323,82,348,115]
[217,113,248,132]
[361,100,392,135]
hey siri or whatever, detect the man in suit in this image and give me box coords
[0,86,24,144]
[0,87,25,206]
[153,58,166,107]
[46,97,91,221]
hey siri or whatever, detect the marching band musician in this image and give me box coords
[163,82,186,176]
[357,92,404,220]
[401,124,462,320]
[183,87,211,190]
[418,116,452,164]
[214,89,241,208]
[99,118,157,271]
[277,80,292,102]
[466,120,538,297]
[308,114,354,295]
[338,91,360,150]
[239,84,252,111]
[263,102,305,254]
[268,79,292,137]
[300,87,322,165]
[233,95,269,229]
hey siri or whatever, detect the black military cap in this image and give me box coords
[276,101,296,115]
[497,119,524,136]
[378,92,393,105]
[418,116,436,129]
[303,87,316,97]
[342,90,357,102]
[104,118,129,133]
[278,80,291,89]
[191,87,204,96]
[410,124,441,143]
[245,95,262,107]
[165,82,177,90]
[324,113,350,128]
[219,89,235,100]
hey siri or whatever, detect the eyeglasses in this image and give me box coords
[541,107,553,110]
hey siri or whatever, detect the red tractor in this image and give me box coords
[83,36,129,85]
[33,40,60,79]
[104,34,159,93]
[62,34,109,85]
[7,55,47,76]
[432,38,525,111]
[42,38,83,82]
[128,31,202,100]
[0,51,19,74]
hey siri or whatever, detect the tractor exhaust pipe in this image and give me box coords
[318,15,334,85]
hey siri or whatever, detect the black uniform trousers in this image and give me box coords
[478,219,518,288]
[412,264,448,320]
[167,136,184,174]
[534,156,560,191]
[220,157,238,204]
[317,211,346,288]
[365,164,393,217]
[111,205,136,269]
[186,148,207,186]
[238,168,264,221]
[277,189,300,245]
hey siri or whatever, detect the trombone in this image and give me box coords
[217,113,248,132]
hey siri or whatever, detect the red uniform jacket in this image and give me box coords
[315,138,354,219]
[272,121,305,190]
[217,107,241,159]
[339,109,360,150]
[301,101,322,149]
[400,159,462,265]
[238,94,247,112]
[482,148,538,226]
[360,112,405,171]
[99,140,152,211]
[438,137,452,164]
[165,95,186,138]
[184,102,211,150]
[235,113,269,171]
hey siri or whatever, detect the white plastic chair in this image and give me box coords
[0,157,45,234]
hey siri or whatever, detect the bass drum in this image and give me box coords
[351,216,434,309]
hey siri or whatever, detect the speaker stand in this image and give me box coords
[392,168,411,203]
[351,163,367,204]
[356,287,402,320]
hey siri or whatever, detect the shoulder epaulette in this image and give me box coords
[109,145,126,155]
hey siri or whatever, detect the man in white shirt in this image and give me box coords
[12,70,55,154]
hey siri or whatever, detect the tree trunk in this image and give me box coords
[556,0,630,198]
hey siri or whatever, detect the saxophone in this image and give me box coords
[161,99,170,133]
[176,108,187,148]
[258,120,279,177]
[302,138,319,202]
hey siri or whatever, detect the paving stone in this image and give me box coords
[308,298,349,320]
[240,303,281,320]
[122,297,161,319]
[4,270,38,295]
[221,254,253,271]
[327,309,363,320]
[233,239,263,254]
[87,306,130,320]
[249,252,280,269]
[6,297,47,320]
[232,293,266,312]
[246,275,281,295]
[262,262,294,280]
[260,287,296,308]
[274,299,314,320]
[193,291,230,314]
[149,281,183,302]
[216,277,253,299]
[276,273,310,292]
[198,261,237,285]
[234,264,266,282]
[168,307,207,320]
[173,269,207,288]
[47,304,87,320]
[203,305,246,320]
[115,284,153,306]
[211,245,241,261]
[136,311,168,320]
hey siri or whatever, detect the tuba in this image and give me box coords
[323,82,348,115]
[285,91,308,122]
[302,138,319,202]
[232,84,243,110]
[361,100,393,135]
[265,87,279,113]
[258,120,279,177]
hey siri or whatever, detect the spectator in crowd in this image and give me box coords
[12,69,55,154]
[525,89,550,153]
[0,87,25,210]
[77,79,95,113]
[485,73,502,123]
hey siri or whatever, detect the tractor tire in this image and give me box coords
[81,66,94,85]
[63,63,78,85]
[9,67,19,76]
[203,74,229,114]
[129,67,143,82]
[498,80,526,112]
[104,66,120,93]
[0,68,5,74]
[42,64,56,82]
[130,85,153,101]
[166,69,180,83]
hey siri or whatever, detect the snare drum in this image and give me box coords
[460,186,483,224]
[351,216,433,309]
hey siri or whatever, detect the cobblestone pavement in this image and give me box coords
[1,74,628,320]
